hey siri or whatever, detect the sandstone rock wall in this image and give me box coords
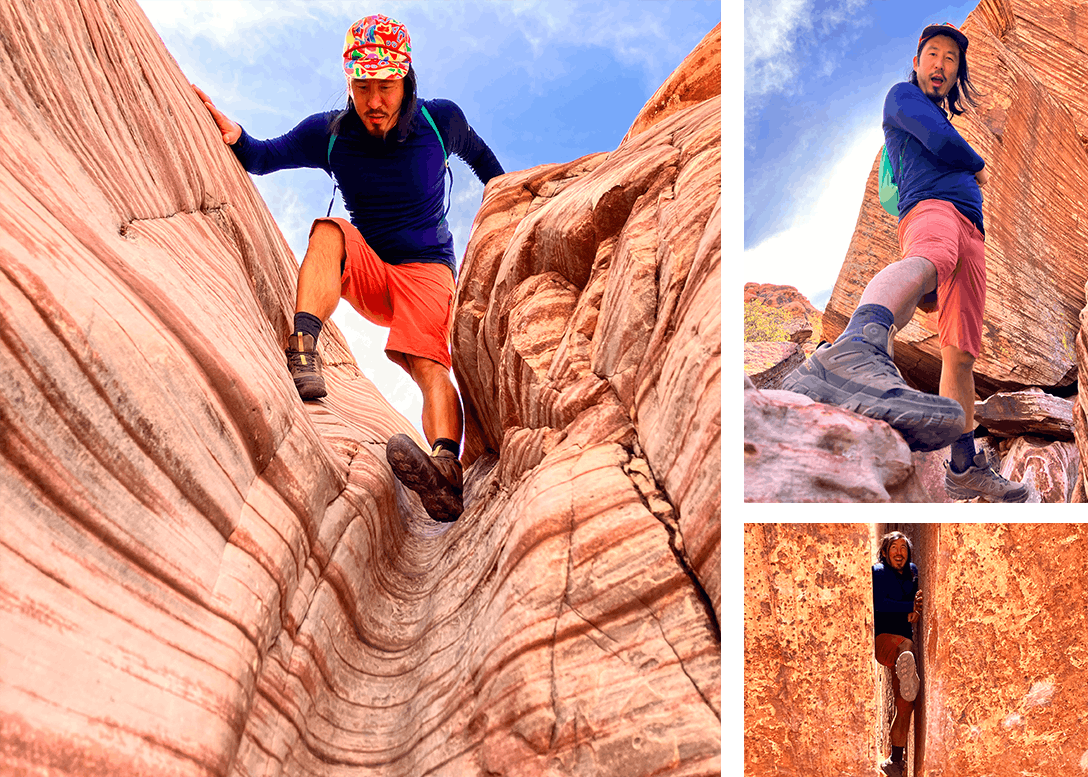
[744,524,878,776]
[0,2,721,775]
[745,523,1088,776]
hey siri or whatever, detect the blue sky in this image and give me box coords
[136,0,721,435]
[744,0,980,309]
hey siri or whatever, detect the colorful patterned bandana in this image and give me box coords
[343,15,412,80]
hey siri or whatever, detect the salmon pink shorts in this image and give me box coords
[898,199,986,358]
[314,217,455,372]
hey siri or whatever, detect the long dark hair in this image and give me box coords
[908,38,981,116]
[328,64,419,139]
[878,531,915,573]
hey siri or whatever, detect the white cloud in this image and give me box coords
[744,0,868,102]
[743,123,885,303]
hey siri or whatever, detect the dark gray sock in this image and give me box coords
[950,431,977,473]
[293,312,323,342]
[836,303,894,346]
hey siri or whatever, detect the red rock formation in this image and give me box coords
[744,341,804,389]
[744,523,878,775]
[744,377,930,502]
[744,281,823,343]
[998,436,1080,503]
[746,523,1088,776]
[975,389,1076,440]
[0,1,721,775]
[824,0,1088,396]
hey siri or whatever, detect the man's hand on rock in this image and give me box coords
[975,166,989,187]
[192,84,241,145]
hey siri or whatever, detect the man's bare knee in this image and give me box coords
[941,345,975,373]
[899,639,914,655]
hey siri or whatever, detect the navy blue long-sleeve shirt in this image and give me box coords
[872,561,918,640]
[231,98,504,274]
[883,82,986,236]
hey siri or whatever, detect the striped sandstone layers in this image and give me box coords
[0,1,721,774]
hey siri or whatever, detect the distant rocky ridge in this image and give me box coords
[744,0,1087,502]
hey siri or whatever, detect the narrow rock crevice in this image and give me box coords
[623,450,720,640]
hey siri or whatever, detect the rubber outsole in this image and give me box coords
[386,434,463,523]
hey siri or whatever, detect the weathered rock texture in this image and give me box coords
[744,341,804,389]
[746,523,1088,777]
[744,377,930,502]
[824,0,1088,397]
[744,523,877,776]
[744,282,823,343]
[0,3,721,776]
[975,389,1076,440]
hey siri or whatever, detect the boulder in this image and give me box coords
[744,377,928,502]
[744,341,804,389]
[0,2,722,775]
[824,0,1088,396]
[744,282,823,343]
[998,436,1081,503]
[974,389,1076,440]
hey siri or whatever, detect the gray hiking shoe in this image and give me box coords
[879,756,905,777]
[285,332,327,400]
[386,434,464,523]
[780,322,965,452]
[944,451,1030,503]
[895,650,920,702]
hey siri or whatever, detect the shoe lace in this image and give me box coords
[286,345,319,375]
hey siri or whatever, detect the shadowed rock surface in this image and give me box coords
[0,3,721,775]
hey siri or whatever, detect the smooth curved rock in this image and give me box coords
[0,2,722,775]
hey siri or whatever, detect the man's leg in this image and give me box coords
[890,638,917,747]
[781,253,965,451]
[405,354,464,447]
[386,356,465,523]
[286,221,346,400]
[296,220,345,321]
[940,343,1030,501]
[857,255,937,331]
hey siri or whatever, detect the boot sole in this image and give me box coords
[782,371,964,452]
[293,374,327,400]
[386,434,463,523]
[896,651,920,702]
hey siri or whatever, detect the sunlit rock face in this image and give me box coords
[0,3,721,776]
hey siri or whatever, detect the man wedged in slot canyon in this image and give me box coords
[873,531,923,777]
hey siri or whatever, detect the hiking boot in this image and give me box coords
[944,451,1030,503]
[780,322,965,452]
[285,332,327,400]
[896,650,920,702]
[879,756,905,777]
[386,434,464,523]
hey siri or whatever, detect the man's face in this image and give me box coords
[888,539,909,571]
[913,35,961,103]
[352,77,405,138]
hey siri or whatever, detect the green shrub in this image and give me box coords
[744,298,790,342]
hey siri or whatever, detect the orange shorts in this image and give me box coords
[875,632,908,668]
[313,217,455,372]
[898,199,986,359]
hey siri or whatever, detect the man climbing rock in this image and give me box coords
[194,15,505,522]
[873,531,923,777]
[782,22,1028,502]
